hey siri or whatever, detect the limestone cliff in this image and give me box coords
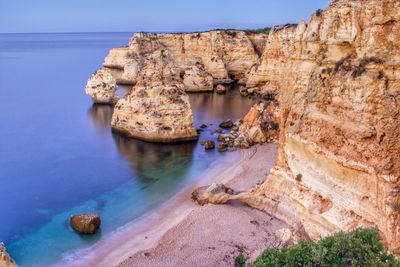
[86,0,400,253]
[102,30,265,89]
[100,30,266,141]
[237,0,400,254]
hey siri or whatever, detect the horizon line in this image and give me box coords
[0,23,299,35]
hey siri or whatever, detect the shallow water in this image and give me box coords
[0,33,255,266]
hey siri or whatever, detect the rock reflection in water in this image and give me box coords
[88,104,196,185]
[88,104,114,128]
[112,134,195,185]
[188,86,255,127]
[87,89,254,187]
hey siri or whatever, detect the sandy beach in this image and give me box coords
[66,143,287,267]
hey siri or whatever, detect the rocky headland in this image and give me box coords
[85,0,400,257]
[195,0,400,255]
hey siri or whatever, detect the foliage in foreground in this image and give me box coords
[243,228,399,267]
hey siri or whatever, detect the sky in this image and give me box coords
[0,0,331,33]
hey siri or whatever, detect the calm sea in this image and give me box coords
[0,32,255,266]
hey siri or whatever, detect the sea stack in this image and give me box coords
[85,68,118,104]
[111,85,198,142]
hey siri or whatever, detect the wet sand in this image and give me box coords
[67,144,287,267]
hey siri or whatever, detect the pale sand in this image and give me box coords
[66,143,287,267]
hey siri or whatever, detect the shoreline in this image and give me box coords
[64,143,283,267]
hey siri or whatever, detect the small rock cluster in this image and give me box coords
[200,101,279,152]
[239,86,277,101]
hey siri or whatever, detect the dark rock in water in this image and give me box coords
[216,84,226,94]
[219,119,233,129]
[217,134,234,143]
[239,87,249,96]
[200,124,208,129]
[218,143,228,152]
[70,214,101,234]
[215,128,223,133]
[203,140,215,150]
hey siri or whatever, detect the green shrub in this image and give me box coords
[226,31,238,38]
[250,228,399,267]
[235,253,247,267]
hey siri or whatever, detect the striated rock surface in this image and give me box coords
[0,243,18,267]
[85,68,118,104]
[206,0,400,254]
[70,214,101,234]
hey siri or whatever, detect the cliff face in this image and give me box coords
[86,0,399,251]
[103,31,264,87]
[105,30,265,141]
[245,0,400,253]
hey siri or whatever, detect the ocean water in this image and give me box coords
[0,33,255,266]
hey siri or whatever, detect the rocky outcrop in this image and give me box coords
[85,68,118,104]
[111,85,198,142]
[70,214,101,234]
[183,65,213,92]
[214,102,280,150]
[236,101,279,144]
[0,243,18,267]
[99,30,265,90]
[197,0,400,254]
[110,44,199,142]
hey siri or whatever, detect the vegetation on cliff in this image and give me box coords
[237,228,400,267]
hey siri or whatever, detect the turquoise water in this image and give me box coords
[0,33,255,266]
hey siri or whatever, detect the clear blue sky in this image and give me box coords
[0,0,331,33]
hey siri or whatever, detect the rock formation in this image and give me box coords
[214,101,279,150]
[0,243,18,267]
[70,214,101,235]
[86,0,400,254]
[100,30,266,90]
[194,0,400,254]
[85,68,118,104]
[87,30,268,142]
[183,65,214,92]
[111,84,198,142]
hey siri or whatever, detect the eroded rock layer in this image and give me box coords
[243,0,400,254]
[102,30,265,89]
